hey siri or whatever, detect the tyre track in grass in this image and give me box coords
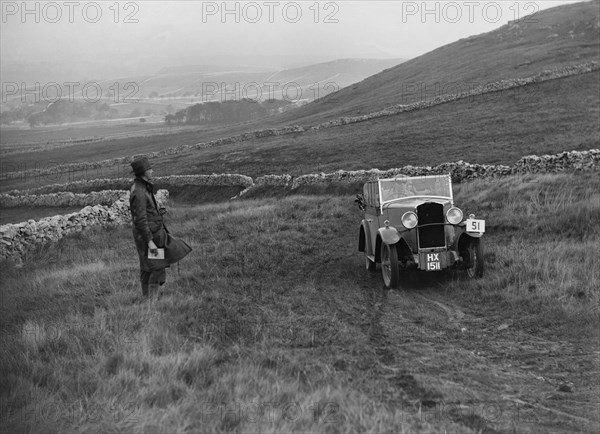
[347,270,497,433]
[339,261,599,433]
[388,273,599,433]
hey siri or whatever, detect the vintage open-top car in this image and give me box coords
[357,174,485,289]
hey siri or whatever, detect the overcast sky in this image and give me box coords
[0,0,584,81]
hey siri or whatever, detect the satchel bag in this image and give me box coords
[148,224,192,271]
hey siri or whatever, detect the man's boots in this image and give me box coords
[148,283,161,296]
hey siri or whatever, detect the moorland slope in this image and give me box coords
[271,0,600,125]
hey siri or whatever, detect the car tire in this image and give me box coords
[465,238,484,278]
[381,243,400,289]
[365,250,377,272]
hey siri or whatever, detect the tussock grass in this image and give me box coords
[452,172,600,335]
[1,172,598,432]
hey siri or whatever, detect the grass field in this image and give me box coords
[1,171,598,433]
[0,122,199,147]
[0,206,85,225]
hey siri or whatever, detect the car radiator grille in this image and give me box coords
[417,203,446,248]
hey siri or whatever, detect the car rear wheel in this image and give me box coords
[365,250,377,272]
[465,238,484,278]
[381,243,400,289]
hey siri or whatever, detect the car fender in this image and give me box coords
[458,226,484,240]
[358,222,366,252]
[359,220,375,254]
[456,232,482,252]
[378,226,400,245]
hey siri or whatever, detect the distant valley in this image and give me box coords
[0,58,404,129]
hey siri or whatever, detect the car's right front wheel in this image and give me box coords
[464,238,484,278]
[381,243,400,289]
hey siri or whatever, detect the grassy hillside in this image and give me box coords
[272,0,600,125]
[1,171,598,433]
[2,68,597,193]
[150,70,599,178]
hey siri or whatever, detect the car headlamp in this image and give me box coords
[446,207,463,225]
[401,211,418,229]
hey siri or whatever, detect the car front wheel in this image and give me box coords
[381,243,400,289]
[465,238,484,278]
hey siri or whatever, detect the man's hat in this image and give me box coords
[131,157,152,176]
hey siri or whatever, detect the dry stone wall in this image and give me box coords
[0,190,168,260]
[246,150,599,193]
[5,174,254,197]
[2,62,597,183]
[1,149,598,261]
[0,190,124,208]
[311,62,599,130]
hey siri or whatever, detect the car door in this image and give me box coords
[364,182,380,256]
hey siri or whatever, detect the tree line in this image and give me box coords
[164,99,292,125]
[1,100,120,127]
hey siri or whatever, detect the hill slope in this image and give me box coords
[272,0,600,125]
[2,67,596,192]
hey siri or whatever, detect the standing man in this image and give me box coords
[129,156,168,297]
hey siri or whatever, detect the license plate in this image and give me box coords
[424,253,441,271]
[466,219,485,234]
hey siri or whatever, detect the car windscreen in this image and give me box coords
[379,175,452,203]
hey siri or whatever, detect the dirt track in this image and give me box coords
[345,272,600,433]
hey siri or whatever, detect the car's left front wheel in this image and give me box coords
[464,238,484,278]
[381,243,400,289]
